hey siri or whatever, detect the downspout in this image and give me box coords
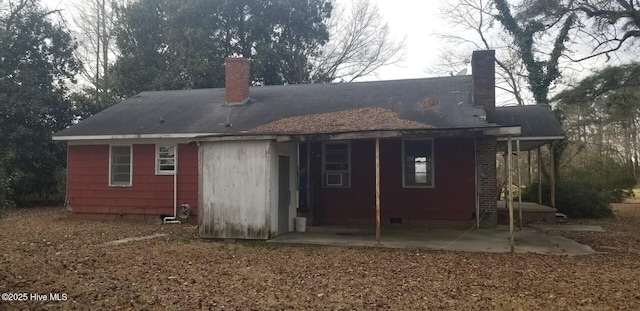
[164,149,181,224]
[163,171,181,224]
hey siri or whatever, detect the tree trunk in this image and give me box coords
[95,0,101,105]
[102,0,109,96]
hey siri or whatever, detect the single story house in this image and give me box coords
[53,50,564,239]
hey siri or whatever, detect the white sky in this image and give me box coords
[361,0,444,81]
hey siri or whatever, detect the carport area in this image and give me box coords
[268,225,598,255]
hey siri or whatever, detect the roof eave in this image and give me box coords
[496,135,565,141]
[192,126,522,143]
[52,133,218,141]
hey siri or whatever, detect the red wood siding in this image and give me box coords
[311,138,476,225]
[66,143,198,216]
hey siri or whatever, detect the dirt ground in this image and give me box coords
[1,204,640,310]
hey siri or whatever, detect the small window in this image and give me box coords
[403,139,433,188]
[110,145,132,186]
[156,144,176,175]
[322,142,350,187]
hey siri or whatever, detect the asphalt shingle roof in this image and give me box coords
[54,76,493,137]
[494,104,565,151]
[54,75,565,140]
[494,105,564,138]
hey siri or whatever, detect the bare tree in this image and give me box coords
[67,0,121,104]
[432,0,531,106]
[570,0,640,61]
[312,0,406,82]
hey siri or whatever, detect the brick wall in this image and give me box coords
[471,50,496,123]
[225,57,250,104]
[476,136,497,228]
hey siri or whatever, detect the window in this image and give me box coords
[322,142,350,187]
[156,144,176,175]
[402,139,433,188]
[110,145,132,186]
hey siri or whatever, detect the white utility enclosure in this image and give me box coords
[199,140,297,239]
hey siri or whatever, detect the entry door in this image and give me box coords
[278,155,290,235]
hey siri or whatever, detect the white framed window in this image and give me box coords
[402,139,434,188]
[156,144,176,175]
[322,141,350,187]
[109,145,132,187]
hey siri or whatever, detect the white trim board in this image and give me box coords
[496,136,565,141]
[53,133,216,141]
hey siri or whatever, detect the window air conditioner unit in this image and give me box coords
[325,172,344,186]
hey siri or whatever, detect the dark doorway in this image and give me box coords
[278,155,290,235]
[298,143,309,211]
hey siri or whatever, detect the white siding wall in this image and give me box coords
[199,140,273,239]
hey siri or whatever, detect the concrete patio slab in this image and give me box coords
[268,226,597,255]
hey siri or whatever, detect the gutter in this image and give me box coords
[163,172,181,224]
[52,133,217,141]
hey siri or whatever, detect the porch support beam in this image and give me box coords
[198,126,523,143]
[375,138,381,242]
[496,136,565,142]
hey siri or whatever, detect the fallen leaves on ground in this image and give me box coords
[1,204,640,310]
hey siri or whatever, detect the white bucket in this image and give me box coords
[295,217,307,232]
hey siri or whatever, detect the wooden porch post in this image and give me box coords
[527,150,532,186]
[503,152,508,199]
[375,138,381,242]
[537,146,542,205]
[550,145,556,209]
[508,136,514,252]
[517,139,522,230]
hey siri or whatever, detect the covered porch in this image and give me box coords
[291,126,517,239]
[495,104,566,233]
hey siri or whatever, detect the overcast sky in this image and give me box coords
[42,0,632,91]
[362,0,444,80]
[43,0,444,82]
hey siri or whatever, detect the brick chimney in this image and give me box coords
[471,50,496,123]
[225,57,250,106]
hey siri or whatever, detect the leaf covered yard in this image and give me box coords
[1,204,640,310]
